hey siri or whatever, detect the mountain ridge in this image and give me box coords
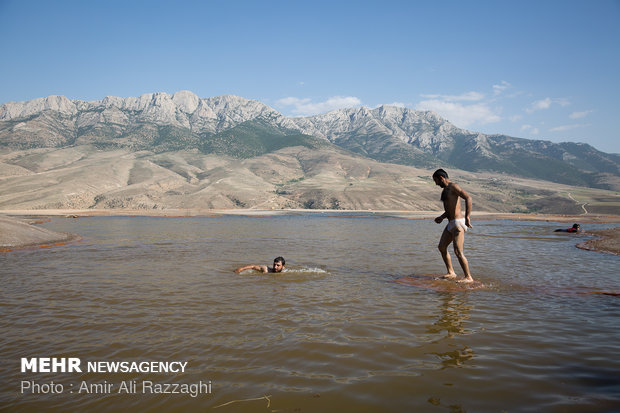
[1,91,619,191]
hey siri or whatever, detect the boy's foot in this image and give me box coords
[457,277,474,284]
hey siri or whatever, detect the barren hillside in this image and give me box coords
[1,145,618,214]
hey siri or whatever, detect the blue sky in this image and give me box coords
[1,0,619,153]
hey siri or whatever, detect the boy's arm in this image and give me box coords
[454,184,473,228]
[434,212,448,223]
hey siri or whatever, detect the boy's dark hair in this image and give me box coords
[274,256,285,265]
[432,169,449,180]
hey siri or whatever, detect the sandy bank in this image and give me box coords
[577,228,620,256]
[0,215,79,252]
[1,208,620,222]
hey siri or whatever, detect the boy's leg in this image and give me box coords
[452,229,473,283]
[438,228,457,279]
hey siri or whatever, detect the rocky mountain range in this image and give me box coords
[1,91,619,190]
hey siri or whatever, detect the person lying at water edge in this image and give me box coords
[234,256,286,273]
[554,223,581,233]
[433,169,474,283]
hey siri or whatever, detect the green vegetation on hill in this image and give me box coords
[334,131,441,168]
[554,142,620,174]
[200,119,329,158]
[76,118,330,158]
[149,125,204,151]
[443,135,605,189]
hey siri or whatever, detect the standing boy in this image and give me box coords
[432,169,474,283]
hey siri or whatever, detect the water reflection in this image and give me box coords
[427,293,472,337]
[426,293,475,370]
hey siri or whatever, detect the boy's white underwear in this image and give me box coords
[446,218,467,232]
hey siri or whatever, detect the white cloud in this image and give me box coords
[369,102,412,110]
[493,81,511,95]
[414,84,521,127]
[549,123,589,132]
[521,124,540,134]
[569,110,593,119]
[415,86,504,127]
[277,97,308,106]
[416,99,500,127]
[420,91,485,102]
[510,114,522,122]
[276,96,362,116]
[526,97,570,113]
[526,97,552,113]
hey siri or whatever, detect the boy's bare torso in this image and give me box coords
[441,183,464,221]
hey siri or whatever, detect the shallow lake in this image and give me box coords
[1,213,619,412]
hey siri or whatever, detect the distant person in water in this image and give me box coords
[432,169,474,283]
[555,223,581,233]
[234,256,286,273]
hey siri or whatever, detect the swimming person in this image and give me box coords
[432,169,474,283]
[554,223,581,233]
[234,256,286,273]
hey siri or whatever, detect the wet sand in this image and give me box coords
[577,228,620,256]
[0,215,79,251]
[2,209,619,253]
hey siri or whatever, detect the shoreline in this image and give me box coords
[577,228,620,256]
[2,209,619,254]
[0,215,80,252]
[2,208,620,222]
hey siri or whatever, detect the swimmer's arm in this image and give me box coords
[234,264,269,273]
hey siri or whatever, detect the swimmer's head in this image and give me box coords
[433,169,449,187]
[273,256,286,273]
[573,223,580,230]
